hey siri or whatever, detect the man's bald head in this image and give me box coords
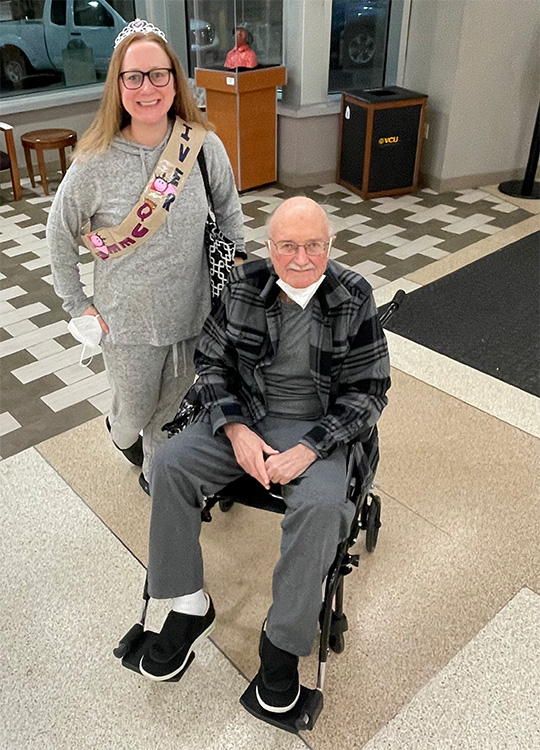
[268,197,332,238]
[267,197,334,289]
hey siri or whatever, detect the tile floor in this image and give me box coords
[1,171,539,750]
[0,174,532,458]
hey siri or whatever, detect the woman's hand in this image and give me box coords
[81,304,109,335]
[265,444,317,485]
[224,423,279,489]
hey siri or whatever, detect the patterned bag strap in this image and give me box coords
[197,151,247,260]
[197,150,247,261]
[197,148,215,216]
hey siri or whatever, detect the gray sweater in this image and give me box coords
[47,127,245,346]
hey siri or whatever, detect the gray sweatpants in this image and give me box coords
[101,339,197,479]
[147,416,355,656]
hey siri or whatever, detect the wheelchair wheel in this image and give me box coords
[365,494,381,553]
[329,633,345,654]
[219,498,235,513]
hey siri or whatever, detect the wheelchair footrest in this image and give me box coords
[117,628,195,683]
[240,678,323,733]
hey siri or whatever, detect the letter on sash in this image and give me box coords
[170,167,183,187]
[180,123,192,141]
[163,194,175,212]
[137,202,153,221]
[179,143,191,162]
[132,224,149,238]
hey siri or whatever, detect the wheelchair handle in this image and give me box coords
[392,289,406,307]
[379,289,406,327]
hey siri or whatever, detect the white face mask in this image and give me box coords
[276,275,326,309]
[67,315,103,366]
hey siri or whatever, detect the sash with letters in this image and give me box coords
[82,118,206,261]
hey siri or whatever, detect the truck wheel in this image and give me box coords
[342,22,377,68]
[2,47,28,87]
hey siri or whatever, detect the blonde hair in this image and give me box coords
[75,32,211,158]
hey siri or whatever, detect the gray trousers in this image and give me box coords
[101,339,197,479]
[147,416,355,656]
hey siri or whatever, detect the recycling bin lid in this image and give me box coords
[343,86,427,104]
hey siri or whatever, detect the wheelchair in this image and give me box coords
[113,289,405,734]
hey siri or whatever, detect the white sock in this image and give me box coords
[172,589,208,616]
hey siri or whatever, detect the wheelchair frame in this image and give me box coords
[201,450,382,733]
[113,289,405,734]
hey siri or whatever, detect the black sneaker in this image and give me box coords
[106,417,143,467]
[255,630,300,714]
[139,595,216,681]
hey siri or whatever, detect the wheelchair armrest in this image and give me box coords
[345,425,379,500]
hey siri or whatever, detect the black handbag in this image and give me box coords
[197,149,238,302]
[162,394,200,437]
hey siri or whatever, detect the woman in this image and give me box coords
[47,19,245,493]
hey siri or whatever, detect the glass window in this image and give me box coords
[0,0,135,97]
[188,0,283,75]
[328,0,391,94]
[9,0,45,19]
[73,0,113,27]
[50,0,66,24]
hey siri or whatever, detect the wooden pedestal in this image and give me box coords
[195,66,286,192]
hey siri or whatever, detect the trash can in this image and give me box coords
[337,86,427,199]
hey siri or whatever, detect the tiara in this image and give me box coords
[114,19,168,49]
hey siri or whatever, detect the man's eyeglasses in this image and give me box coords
[267,238,334,256]
[119,68,173,89]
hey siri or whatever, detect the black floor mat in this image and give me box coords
[384,231,540,397]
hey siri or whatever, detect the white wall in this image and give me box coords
[404,0,540,189]
[278,110,340,186]
[403,0,465,183]
[445,0,540,180]
[281,0,333,108]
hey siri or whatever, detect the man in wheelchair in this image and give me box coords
[139,197,391,714]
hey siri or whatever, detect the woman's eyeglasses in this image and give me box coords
[119,68,173,89]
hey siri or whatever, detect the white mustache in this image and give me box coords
[286,261,316,271]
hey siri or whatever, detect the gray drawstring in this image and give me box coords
[173,342,179,378]
[139,146,148,182]
[172,342,188,379]
[181,340,187,376]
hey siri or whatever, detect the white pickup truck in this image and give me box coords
[0,0,130,86]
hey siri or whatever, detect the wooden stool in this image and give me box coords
[21,128,77,196]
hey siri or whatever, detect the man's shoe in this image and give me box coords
[106,417,143,467]
[138,472,150,495]
[255,631,300,714]
[139,595,216,681]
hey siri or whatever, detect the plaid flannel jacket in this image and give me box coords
[189,258,391,464]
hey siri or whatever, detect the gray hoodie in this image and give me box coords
[47,127,245,346]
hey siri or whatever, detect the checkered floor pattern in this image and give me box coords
[0,172,531,458]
